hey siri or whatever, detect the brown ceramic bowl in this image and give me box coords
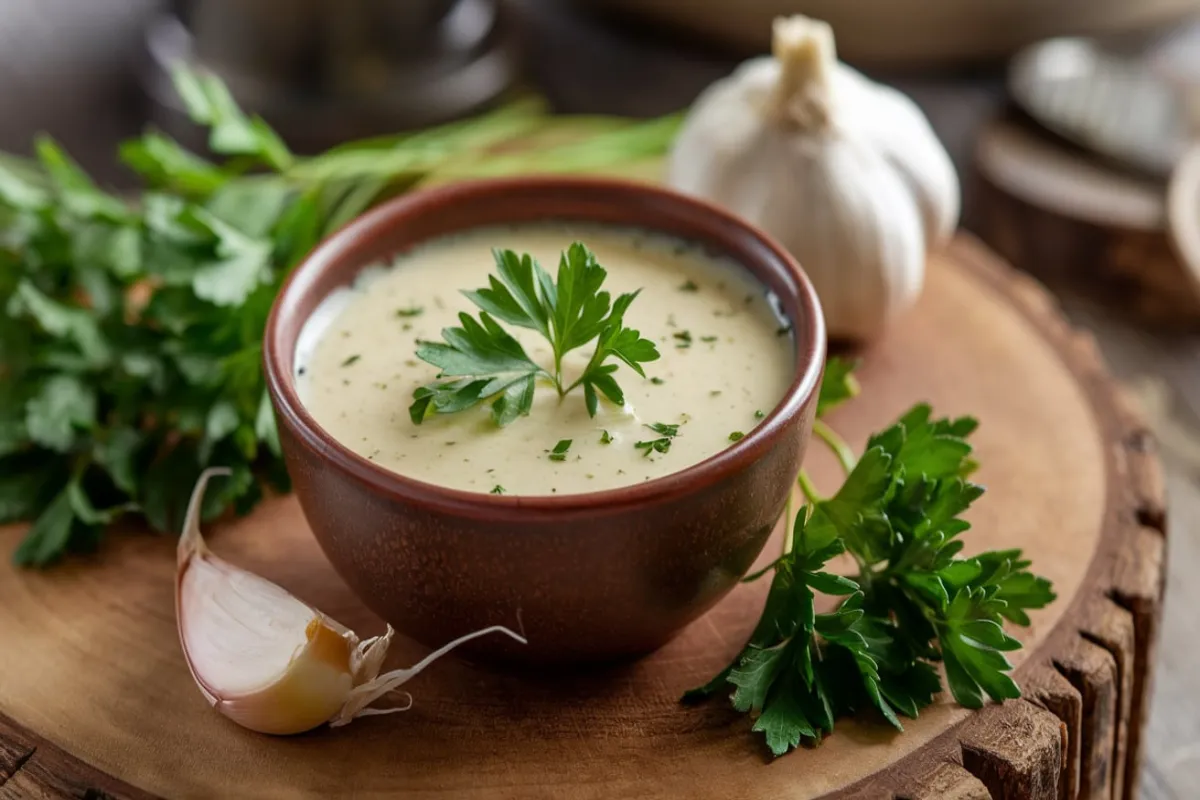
[264,177,825,666]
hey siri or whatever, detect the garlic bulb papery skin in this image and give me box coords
[668,15,960,342]
[175,468,525,735]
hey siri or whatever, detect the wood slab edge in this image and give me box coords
[0,234,1168,800]
[834,235,1168,800]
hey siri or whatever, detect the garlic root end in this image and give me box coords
[771,15,836,128]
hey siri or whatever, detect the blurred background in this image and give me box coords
[1,0,1197,796]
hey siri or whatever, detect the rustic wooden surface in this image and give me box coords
[0,1,1193,796]
[0,236,1166,798]
[971,116,1200,798]
[973,118,1200,331]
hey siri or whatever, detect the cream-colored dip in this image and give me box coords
[296,223,793,496]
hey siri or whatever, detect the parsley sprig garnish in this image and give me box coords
[685,357,1055,757]
[409,244,660,427]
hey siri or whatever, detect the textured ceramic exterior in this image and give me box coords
[264,177,825,665]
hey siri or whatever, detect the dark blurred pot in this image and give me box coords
[144,0,516,152]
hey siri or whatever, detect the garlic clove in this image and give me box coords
[175,468,524,735]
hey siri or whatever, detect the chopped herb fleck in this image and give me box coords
[341,354,361,367]
[673,330,693,348]
[548,439,573,462]
[650,377,665,385]
[700,335,718,343]
[600,430,613,444]
[710,390,722,396]
[728,431,745,442]
[776,325,791,337]
[635,422,680,458]
[667,313,678,328]
[679,279,699,292]
[445,441,456,446]
[754,409,766,419]
[744,294,754,305]
[402,323,412,331]
[490,485,505,495]
[395,306,424,318]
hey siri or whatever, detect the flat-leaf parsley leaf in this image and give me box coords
[410,244,659,426]
[685,361,1054,757]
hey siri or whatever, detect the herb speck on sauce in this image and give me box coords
[711,390,722,397]
[405,359,417,367]
[679,279,699,292]
[776,325,791,337]
[490,485,505,494]
[754,409,766,419]
[445,441,456,446]
[395,306,424,318]
[600,430,613,444]
[744,294,754,305]
[673,330,693,348]
[728,431,745,442]
[342,379,350,386]
[666,313,678,328]
[548,439,572,462]
[341,354,360,367]
[402,323,412,331]
[298,366,306,376]
[433,296,445,309]
[587,473,595,479]
[650,377,665,385]
[700,335,718,343]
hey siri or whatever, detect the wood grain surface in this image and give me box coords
[0,236,1166,798]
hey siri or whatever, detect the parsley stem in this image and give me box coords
[797,470,823,506]
[782,491,796,555]
[813,420,856,474]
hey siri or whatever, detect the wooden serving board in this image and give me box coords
[0,237,1165,800]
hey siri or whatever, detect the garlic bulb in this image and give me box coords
[668,15,960,341]
[176,468,524,735]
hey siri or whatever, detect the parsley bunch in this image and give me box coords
[0,66,681,565]
[409,243,660,426]
[685,358,1055,756]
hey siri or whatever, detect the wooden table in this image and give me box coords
[0,1,1196,797]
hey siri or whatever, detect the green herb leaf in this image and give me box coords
[169,65,293,170]
[548,439,572,462]
[685,398,1054,757]
[413,243,658,425]
[410,312,544,427]
[817,356,861,417]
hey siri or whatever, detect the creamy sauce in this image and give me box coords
[297,223,794,496]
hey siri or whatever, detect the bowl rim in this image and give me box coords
[264,176,826,520]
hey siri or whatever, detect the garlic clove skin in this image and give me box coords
[668,14,960,342]
[175,468,525,735]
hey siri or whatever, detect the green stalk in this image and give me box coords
[797,470,823,506]
[813,419,856,474]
